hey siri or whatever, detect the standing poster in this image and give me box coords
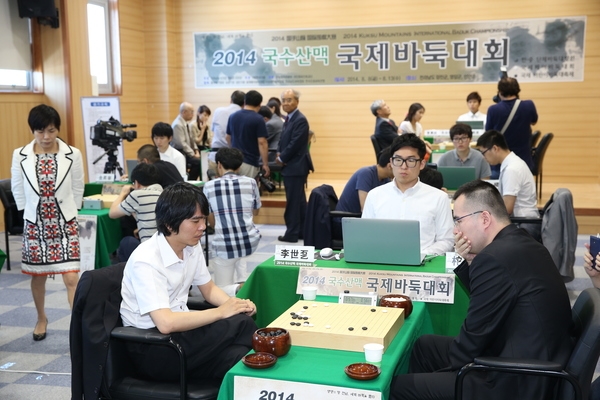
[80,97,124,182]
[194,16,585,88]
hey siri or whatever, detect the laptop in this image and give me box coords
[342,218,425,266]
[438,166,477,191]
[456,120,484,130]
[125,159,139,178]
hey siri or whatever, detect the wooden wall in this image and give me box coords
[0,0,598,230]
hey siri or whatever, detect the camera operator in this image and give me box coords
[485,77,538,179]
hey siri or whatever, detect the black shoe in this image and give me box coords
[33,319,48,341]
[278,235,298,243]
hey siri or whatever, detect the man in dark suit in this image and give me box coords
[371,100,399,149]
[390,180,572,400]
[276,89,311,243]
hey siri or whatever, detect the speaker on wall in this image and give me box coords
[17,0,59,29]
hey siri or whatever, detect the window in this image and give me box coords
[87,0,121,94]
[0,0,34,91]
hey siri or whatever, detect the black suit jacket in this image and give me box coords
[154,160,184,188]
[374,117,398,149]
[278,110,311,177]
[70,263,125,400]
[451,225,572,400]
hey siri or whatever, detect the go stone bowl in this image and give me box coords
[252,327,291,357]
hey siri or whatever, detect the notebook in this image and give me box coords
[342,218,425,266]
[438,166,477,191]
[125,159,139,177]
[456,120,484,130]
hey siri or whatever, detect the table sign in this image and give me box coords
[274,245,315,267]
[296,267,455,304]
[445,252,464,274]
[233,376,381,400]
[96,174,114,183]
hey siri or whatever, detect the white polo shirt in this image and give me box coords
[362,179,454,255]
[120,232,211,329]
[499,152,539,218]
[159,145,187,180]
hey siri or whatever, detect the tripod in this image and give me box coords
[92,147,124,179]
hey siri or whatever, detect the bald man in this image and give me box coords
[171,102,200,180]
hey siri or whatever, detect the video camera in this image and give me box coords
[492,67,509,103]
[257,170,276,193]
[90,117,137,151]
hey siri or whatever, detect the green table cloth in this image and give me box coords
[78,209,122,268]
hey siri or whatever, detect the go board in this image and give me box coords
[267,300,404,353]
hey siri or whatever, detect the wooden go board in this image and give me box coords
[268,300,404,353]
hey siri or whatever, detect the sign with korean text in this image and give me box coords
[296,267,455,304]
[194,17,585,88]
[234,376,381,400]
[274,245,315,267]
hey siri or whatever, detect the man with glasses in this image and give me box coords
[390,180,571,400]
[437,123,491,179]
[362,134,454,255]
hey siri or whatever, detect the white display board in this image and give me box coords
[80,97,125,182]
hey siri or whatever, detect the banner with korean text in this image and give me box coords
[194,17,585,88]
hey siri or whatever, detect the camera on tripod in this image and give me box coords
[90,117,137,150]
[257,170,276,193]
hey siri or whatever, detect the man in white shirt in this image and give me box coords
[457,91,487,126]
[362,134,454,255]
[151,122,187,180]
[120,182,257,382]
[209,90,245,174]
[476,130,539,219]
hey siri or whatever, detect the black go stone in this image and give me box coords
[348,327,354,331]
[362,327,368,330]
[371,309,376,312]
[303,306,308,309]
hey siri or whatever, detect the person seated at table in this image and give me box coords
[362,134,454,255]
[109,163,163,262]
[120,182,257,382]
[437,123,491,180]
[390,180,572,400]
[137,144,184,188]
[371,100,399,150]
[202,148,262,296]
[399,103,425,138]
[151,122,187,180]
[337,146,393,214]
[457,91,487,125]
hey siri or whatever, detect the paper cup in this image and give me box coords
[364,343,384,363]
[302,286,317,301]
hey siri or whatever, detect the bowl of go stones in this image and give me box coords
[252,327,291,357]
[379,294,413,318]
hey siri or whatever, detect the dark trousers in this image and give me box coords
[282,174,307,241]
[126,314,257,382]
[390,335,457,400]
[186,154,201,180]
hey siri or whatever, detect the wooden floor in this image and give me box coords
[256,177,600,234]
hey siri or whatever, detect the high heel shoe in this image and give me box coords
[33,319,48,341]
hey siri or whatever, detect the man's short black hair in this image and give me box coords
[453,180,510,223]
[449,123,473,140]
[156,182,209,236]
[231,90,245,107]
[151,122,173,138]
[258,106,273,120]
[215,147,243,171]
[137,144,161,163]
[466,92,482,103]
[28,104,61,132]
[476,129,509,151]
[244,90,263,107]
[130,163,161,187]
[420,167,444,190]
[390,134,426,159]
[498,77,521,98]
[377,146,392,167]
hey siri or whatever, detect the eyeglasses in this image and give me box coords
[479,148,491,156]
[452,136,470,143]
[453,211,483,226]
[390,156,421,168]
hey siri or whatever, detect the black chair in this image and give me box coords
[455,287,600,400]
[70,263,220,400]
[370,135,382,163]
[0,179,24,271]
[531,130,541,148]
[304,184,361,250]
[531,132,554,199]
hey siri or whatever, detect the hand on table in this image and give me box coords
[218,297,257,318]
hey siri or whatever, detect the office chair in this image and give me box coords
[304,184,361,250]
[0,179,24,271]
[370,135,382,163]
[455,287,600,400]
[70,263,221,400]
[530,132,554,199]
[531,130,541,148]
